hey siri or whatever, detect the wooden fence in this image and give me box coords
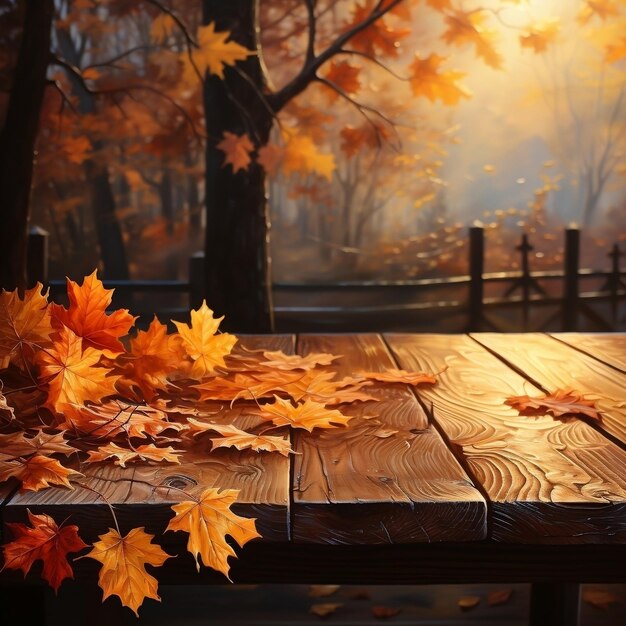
[28,226,626,332]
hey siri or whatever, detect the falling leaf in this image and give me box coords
[458,596,481,610]
[345,4,410,58]
[217,132,254,173]
[187,420,293,456]
[309,584,341,597]
[605,36,626,63]
[310,602,343,618]
[49,271,136,355]
[261,396,353,431]
[86,527,170,616]
[0,455,80,492]
[340,122,391,158]
[184,22,252,80]
[582,589,622,610]
[0,283,52,364]
[487,589,513,606]
[1,510,87,592]
[282,132,336,181]
[409,54,471,106]
[257,143,283,177]
[357,369,439,386]
[519,20,560,54]
[372,605,401,618]
[150,13,176,42]
[505,389,601,421]
[577,0,620,25]
[86,443,182,468]
[36,327,120,413]
[173,301,237,378]
[442,10,503,69]
[166,487,260,578]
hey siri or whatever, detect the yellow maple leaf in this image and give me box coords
[216,132,254,173]
[173,301,237,378]
[409,54,471,105]
[86,442,181,468]
[166,487,260,578]
[36,326,120,413]
[519,19,561,54]
[185,22,252,81]
[577,0,620,25]
[442,10,503,69]
[282,132,335,181]
[261,395,353,431]
[0,455,81,492]
[0,283,52,364]
[606,35,626,63]
[86,527,170,616]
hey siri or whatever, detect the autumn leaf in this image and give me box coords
[87,527,170,616]
[372,605,401,618]
[36,327,120,413]
[49,271,136,355]
[184,22,252,81]
[310,603,343,618]
[442,10,503,69]
[0,455,81,492]
[150,13,176,42]
[505,389,601,421]
[309,584,341,598]
[340,122,391,158]
[0,283,52,364]
[187,420,293,456]
[487,589,513,606]
[261,395,353,431]
[174,301,237,379]
[0,430,76,459]
[519,20,560,54]
[409,54,471,106]
[323,61,361,101]
[282,132,336,181]
[605,36,626,63]
[86,442,182,467]
[1,510,87,592]
[458,596,481,610]
[260,350,341,371]
[217,132,254,173]
[346,3,410,58]
[166,487,260,578]
[357,368,439,386]
[0,390,15,421]
[256,142,283,177]
[577,0,620,25]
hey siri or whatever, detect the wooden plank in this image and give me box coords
[551,333,626,373]
[473,333,626,447]
[292,333,486,544]
[2,335,295,546]
[385,333,626,544]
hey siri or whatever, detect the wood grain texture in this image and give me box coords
[473,333,626,447]
[385,333,626,544]
[1,335,295,544]
[292,334,486,544]
[550,333,626,373]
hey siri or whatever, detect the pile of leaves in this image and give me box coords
[0,272,438,615]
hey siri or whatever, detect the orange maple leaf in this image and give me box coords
[505,389,601,421]
[577,0,620,24]
[0,455,81,492]
[340,122,391,158]
[519,20,560,54]
[0,283,52,365]
[442,10,503,69]
[256,142,284,177]
[173,301,237,379]
[357,369,439,386]
[1,510,87,592]
[87,527,170,616]
[346,3,410,58]
[323,61,361,101]
[217,132,254,173]
[261,395,354,431]
[409,54,471,105]
[86,442,181,467]
[36,327,120,413]
[49,271,136,355]
[0,430,76,459]
[187,420,293,456]
[605,36,626,63]
[166,487,260,578]
[282,132,336,181]
[260,350,341,371]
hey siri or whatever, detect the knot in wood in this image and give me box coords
[162,474,197,490]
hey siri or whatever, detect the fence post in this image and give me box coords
[189,251,205,311]
[468,226,484,331]
[562,227,580,331]
[606,243,623,323]
[26,226,49,288]
[517,233,532,331]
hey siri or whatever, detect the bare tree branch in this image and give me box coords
[304,0,317,64]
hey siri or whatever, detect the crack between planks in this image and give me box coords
[547,333,626,375]
[380,334,493,542]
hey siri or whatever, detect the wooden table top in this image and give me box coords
[2,332,626,583]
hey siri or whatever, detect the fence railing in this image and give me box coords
[27,226,626,332]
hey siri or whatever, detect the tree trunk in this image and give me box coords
[202,0,274,332]
[0,0,53,290]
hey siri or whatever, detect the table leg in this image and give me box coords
[530,583,580,626]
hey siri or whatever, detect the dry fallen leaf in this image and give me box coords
[582,589,622,610]
[487,588,513,606]
[309,584,341,598]
[0,455,81,492]
[262,395,353,431]
[505,389,601,421]
[86,442,182,467]
[458,595,481,610]
[372,605,401,618]
[310,602,343,618]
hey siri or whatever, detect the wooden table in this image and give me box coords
[2,332,626,626]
